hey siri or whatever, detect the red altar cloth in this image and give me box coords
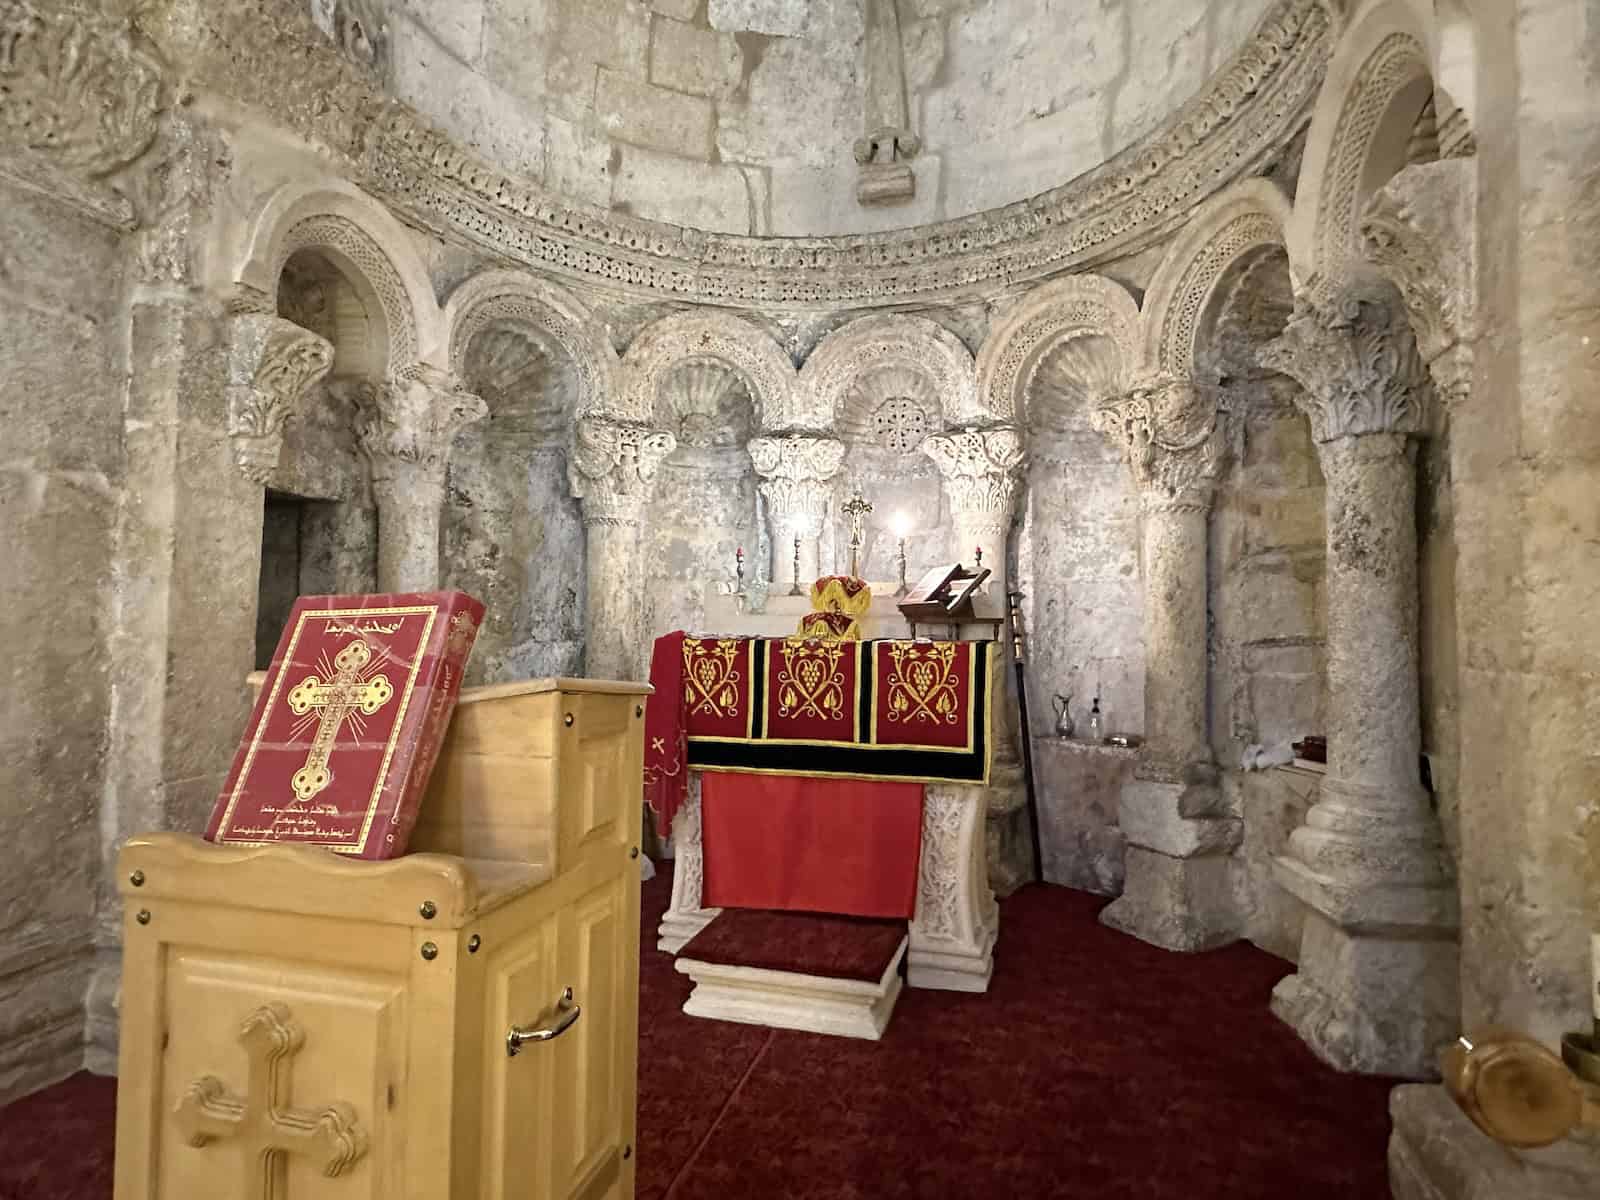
[700,772,923,919]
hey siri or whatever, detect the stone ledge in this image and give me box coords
[1388,1083,1600,1200]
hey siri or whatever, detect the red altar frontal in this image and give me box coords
[645,631,1002,940]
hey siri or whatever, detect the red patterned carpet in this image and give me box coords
[0,869,1397,1199]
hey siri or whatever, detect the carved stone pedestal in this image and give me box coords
[1389,1084,1600,1200]
[983,762,1032,899]
[1100,778,1242,952]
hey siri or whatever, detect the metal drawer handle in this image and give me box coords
[507,988,580,1057]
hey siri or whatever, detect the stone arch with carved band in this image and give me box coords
[234,180,447,373]
[1287,2,1442,299]
[800,314,979,444]
[976,274,1142,424]
[1139,179,1293,382]
[621,311,795,430]
[443,269,619,418]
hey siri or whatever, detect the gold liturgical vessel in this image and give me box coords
[1443,933,1600,1149]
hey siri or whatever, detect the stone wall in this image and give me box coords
[356,0,1276,236]
[0,178,126,1103]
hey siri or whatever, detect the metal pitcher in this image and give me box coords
[1052,693,1074,739]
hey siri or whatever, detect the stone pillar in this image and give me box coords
[748,435,845,588]
[1258,280,1458,1078]
[356,364,486,592]
[922,427,1032,894]
[567,415,677,680]
[1091,377,1241,951]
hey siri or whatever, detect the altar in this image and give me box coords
[650,579,1014,1038]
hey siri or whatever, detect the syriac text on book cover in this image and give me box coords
[206,591,485,859]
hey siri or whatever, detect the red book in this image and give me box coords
[207,591,484,859]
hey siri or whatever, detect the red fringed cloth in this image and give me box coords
[643,630,689,838]
[700,772,923,919]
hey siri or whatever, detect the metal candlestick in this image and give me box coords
[895,537,909,597]
[735,547,745,591]
[789,534,803,596]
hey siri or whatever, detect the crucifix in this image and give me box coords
[286,640,394,803]
[843,493,873,578]
[174,1002,369,1199]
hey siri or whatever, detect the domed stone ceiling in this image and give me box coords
[337,0,1276,237]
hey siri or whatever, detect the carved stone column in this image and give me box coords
[1091,377,1240,951]
[922,427,1031,894]
[921,426,1025,598]
[356,364,487,592]
[224,312,334,485]
[1258,281,1459,1078]
[568,415,677,680]
[748,435,845,589]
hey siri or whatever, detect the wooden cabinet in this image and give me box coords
[114,678,649,1200]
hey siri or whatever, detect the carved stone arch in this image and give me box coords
[1287,2,1439,298]
[976,274,1141,424]
[1139,180,1292,382]
[621,311,795,431]
[235,180,446,372]
[799,314,979,434]
[443,269,618,431]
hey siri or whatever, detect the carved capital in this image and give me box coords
[1359,159,1476,409]
[746,435,841,537]
[1092,376,1225,512]
[225,315,335,485]
[356,363,487,486]
[921,426,1026,523]
[1258,281,1432,444]
[567,415,677,525]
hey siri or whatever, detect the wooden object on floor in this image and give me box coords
[114,677,650,1200]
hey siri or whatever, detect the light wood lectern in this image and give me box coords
[113,677,650,1200]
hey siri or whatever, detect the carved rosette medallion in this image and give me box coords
[921,427,1026,537]
[225,314,335,486]
[1092,376,1226,513]
[1258,281,1432,445]
[356,363,488,488]
[748,435,846,539]
[566,415,677,526]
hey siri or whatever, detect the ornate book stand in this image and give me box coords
[113,678,650,1200]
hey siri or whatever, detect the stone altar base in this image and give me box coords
[1388,1084,1600,1199]
[676,938,908,1042]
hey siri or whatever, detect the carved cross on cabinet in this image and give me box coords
[174,1002,369,1199]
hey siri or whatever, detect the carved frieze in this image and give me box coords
[225,314,335,485]
[0,0,164,225]
[567,415,677,525]
[1257,281,1432,443]
[159,0,1328,308]
[921,426,1026,529]
[356,363,487,483]
[1092,376,1227,511]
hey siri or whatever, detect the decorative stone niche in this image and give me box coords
[444,320,586,683]
[643,360,759,641]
